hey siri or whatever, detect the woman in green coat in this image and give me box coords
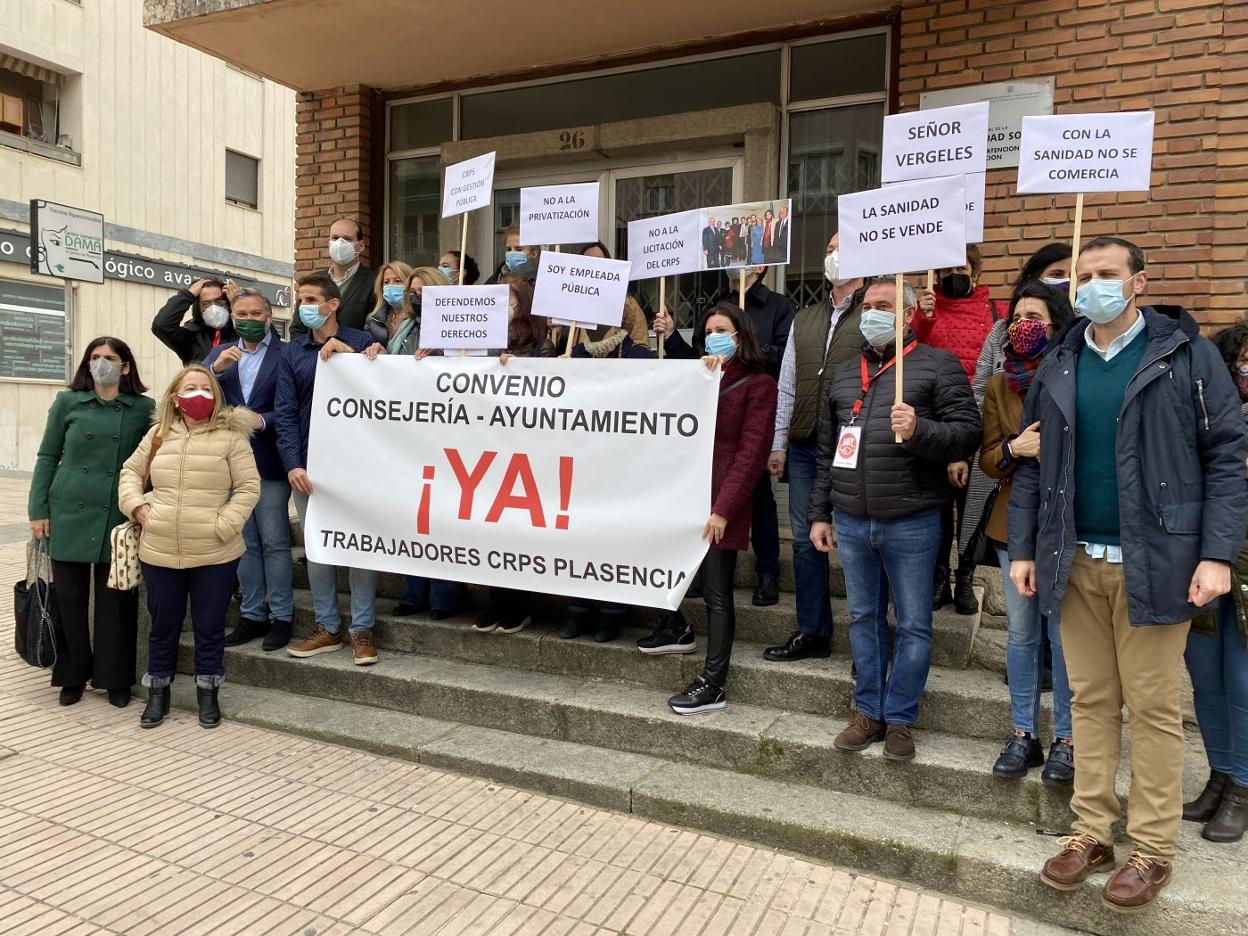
[27,337,155,707]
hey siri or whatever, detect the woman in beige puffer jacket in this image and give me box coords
[118,363,260,730]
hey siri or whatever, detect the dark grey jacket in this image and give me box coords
[1008,306,1248,627]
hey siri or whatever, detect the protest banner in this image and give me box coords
[627,209,701,280]
[419,285,510,351]
[881,101,990,184]
[532,251,630,329]
[1016,111,1155,300]
[304,355,719,610]
[699,199,792,271]
[920,80,1054,169]
[442,152,497,285]
[519,182,600,247]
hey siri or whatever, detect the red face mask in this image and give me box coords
[177,391,216,422]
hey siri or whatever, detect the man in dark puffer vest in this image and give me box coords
[809,277,980,763]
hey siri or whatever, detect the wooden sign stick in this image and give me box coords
[1068,192,1085,306]
[739,267,747,310]
[658,277,666,359]
[894,272,906,444]
[458,214,469,357]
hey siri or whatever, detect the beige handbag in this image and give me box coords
[107,435,161,590]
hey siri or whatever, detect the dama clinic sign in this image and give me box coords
[29,200,105,284]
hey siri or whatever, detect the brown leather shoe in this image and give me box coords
[351,630,379,666]
[1102,852,1171,914]
[834,713,886,751]
[884,724,915,761]
[1040,833,1115,891]
[286,625,343,658]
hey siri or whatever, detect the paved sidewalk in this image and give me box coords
[0,472,1046,936]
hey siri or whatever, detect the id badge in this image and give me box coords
[832,425,862,470]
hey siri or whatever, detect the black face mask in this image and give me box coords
[940,273,973,299]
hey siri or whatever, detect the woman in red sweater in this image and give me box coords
[647,301,777,715]
[913,244,998,615]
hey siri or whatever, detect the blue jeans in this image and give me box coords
[402,576,465,613]
[996,546,1072,739]
[835,507,941,726]
[1185,596,1248,786]
[788,439,833,637]
[292,490,378,634]
[238,478,294,623]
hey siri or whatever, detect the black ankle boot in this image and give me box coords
[953,566,979,615]
[140,686,170,729]
[1184,769,1231,822]
[1204,782,1248,843]
[932,565,952,610]
[197,686,221,729]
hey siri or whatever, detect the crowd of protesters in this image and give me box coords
[25,214,1248,916]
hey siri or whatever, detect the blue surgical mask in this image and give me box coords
[438,265,456,282]
[1075,279,1133,325]
[299,303,328,330]
[382,284,405,307]
[1041,277,1070,292]
[505,250,528,272]
[704,332,737,360]
[859,309,897,349]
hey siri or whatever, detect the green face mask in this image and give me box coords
[233,318,268,343]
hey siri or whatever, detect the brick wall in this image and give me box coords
[294,85,375,273]
[899,0,1247,326]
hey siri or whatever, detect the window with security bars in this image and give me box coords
[225,150,259,209]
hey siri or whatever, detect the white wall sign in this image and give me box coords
[441,152,496,218]
[305,355,718,610]
[626,209,701,281]
[419,285,510,351]
[29,200,104,284]
[519,182,600,246]
[836,176,968,279]
[532,252,630,328]
[881,101,989,184]
[921,80,1055,169]
[1016,111,1155,194]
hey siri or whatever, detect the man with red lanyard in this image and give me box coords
[809,278,981,762]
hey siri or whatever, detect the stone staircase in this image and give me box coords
[154,516,1248,936]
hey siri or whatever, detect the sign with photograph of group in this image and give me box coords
[699,199,792,271]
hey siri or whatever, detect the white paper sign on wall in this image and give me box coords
[1016,112,1155,194]
[519,182,600,246]
[532,252,630,328]
[836,175,969,280]
[626,209,701,281]
[441,152,496,218]
[881,101,990,184]
[920,80,1055,169]
[419,285,511,350]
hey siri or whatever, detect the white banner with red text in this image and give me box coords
[304,355,719,610]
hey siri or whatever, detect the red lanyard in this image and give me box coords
[851,340,917,422]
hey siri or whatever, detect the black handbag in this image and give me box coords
[963,483,1003,568]
[13,539,58,669]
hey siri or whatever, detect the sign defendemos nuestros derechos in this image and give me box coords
[881,101,990,184]
[441,152,496,217]
[627,209,701,281]
[836,175,969,280]
[698,199,792,271]
[920,80,1055,169]
[29,200,105,284]
[419,285,510,351]
[304,355,718,610]
[1016,111,1155,194]
[531,252,630,328]
[519,182,600,246]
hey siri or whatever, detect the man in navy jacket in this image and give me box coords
[203,288,293,651]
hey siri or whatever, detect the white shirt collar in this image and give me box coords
[1084,309,1146,361]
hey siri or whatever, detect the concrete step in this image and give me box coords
[276,590,993,728]
[166,678,1248,936]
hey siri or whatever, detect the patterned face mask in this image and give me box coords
[1007,316,1050,358]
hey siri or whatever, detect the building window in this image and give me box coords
[0,55,80,165]
[388,154,441,267]
[225,150,260,208]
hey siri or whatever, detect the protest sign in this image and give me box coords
[627,209,701,281]
[884,170,984,244]
[419,285,510,351]
[835,175,968,280]
[519,182,600,246]
[1016,111,1155,194]
[304,355,718,610]
[921,80,1054,169]
[881,101,989,184]
[441,152,496,218]
[532,252,630,328]
[699,199,792,271]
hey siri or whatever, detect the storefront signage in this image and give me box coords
[1016,111,1155,193]
[921,80,1055,169]
[836,175,968,279]
[30,200,105,284]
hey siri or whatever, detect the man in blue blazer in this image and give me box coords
[203,288,294,651]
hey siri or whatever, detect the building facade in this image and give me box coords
[143,0,1246,336]
[1,0,295,470]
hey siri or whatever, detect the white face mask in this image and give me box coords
[824,249,854,287]
[201,303,230,329]
[329,237,357,265]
